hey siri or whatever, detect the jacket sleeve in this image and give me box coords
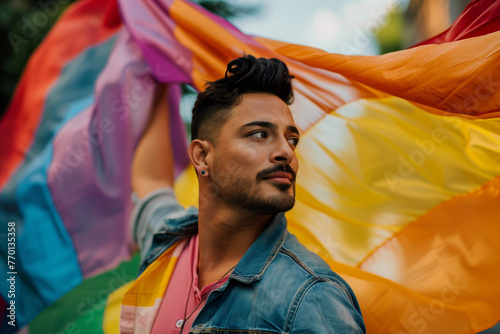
[289,280,366,334]
[129,187,185,261]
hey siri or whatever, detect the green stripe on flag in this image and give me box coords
[29,254,140,334]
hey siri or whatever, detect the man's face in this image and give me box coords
[208,93,300,215]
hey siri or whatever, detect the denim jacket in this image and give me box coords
[129,188,366,333]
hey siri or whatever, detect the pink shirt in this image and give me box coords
[151,234,231,333]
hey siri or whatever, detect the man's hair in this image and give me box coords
[191,55,294,144]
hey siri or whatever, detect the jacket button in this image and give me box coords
[175,319,184,328]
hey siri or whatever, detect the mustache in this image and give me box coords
[256,164,296,182]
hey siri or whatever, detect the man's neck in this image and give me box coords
[196,202,272,289]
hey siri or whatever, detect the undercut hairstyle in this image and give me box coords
[191,55,294,144]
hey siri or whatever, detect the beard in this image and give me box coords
[210,160,296,215]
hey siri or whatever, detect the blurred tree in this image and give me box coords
[196,0,259,19]
[373,5,406,54]
[0,0,260,118]
[0,0,75,115]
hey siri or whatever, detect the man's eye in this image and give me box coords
[288,138,300,146]
[251,131,267,139]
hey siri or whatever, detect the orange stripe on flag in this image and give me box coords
[270,31,500,119]
[359,174,500,333]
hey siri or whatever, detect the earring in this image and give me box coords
[201,170,207,176]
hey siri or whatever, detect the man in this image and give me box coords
[123,55,365,333]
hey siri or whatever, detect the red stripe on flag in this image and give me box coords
[414,0,500,46]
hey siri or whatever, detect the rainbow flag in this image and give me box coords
[1,0,499,333]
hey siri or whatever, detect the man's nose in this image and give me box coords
[270,137,295,164]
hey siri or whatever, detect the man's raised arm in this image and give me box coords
[131,85,174,199]
[129,85,186,261]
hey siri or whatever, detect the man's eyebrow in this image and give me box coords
[242,121,277,130]
[242,121,300,136]
[287,125,300,136]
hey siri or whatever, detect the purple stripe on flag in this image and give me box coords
[48,29,188,277]
[119,0,193,85]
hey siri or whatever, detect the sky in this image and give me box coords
[230,0,410,55]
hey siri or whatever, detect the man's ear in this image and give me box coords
[189,139,212,176]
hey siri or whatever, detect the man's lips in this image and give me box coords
[262,172,293,184]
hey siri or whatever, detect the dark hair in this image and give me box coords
[190,55,294,143]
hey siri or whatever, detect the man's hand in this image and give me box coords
[131,85,174,198]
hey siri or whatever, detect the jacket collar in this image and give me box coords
[161,206,199,235]
[230,212,288,284]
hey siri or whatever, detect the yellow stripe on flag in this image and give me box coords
[287,96,500,266]
[103,281,134,334]
[122,242,184,307]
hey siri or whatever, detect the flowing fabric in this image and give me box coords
[1,0,499,333]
